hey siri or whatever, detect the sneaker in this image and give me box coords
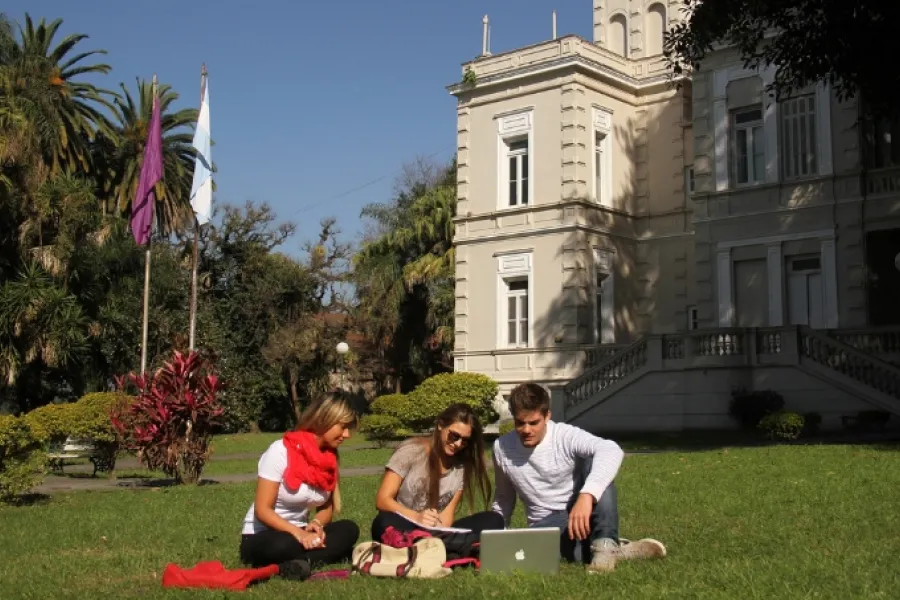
[278,558,311,581]
[587,538,618,573]
[616,538,667,561]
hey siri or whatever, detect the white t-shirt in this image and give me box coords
[241,440,331,535]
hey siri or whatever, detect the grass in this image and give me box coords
[4,443,899,598]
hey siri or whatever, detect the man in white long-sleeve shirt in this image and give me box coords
[491,383,666,573]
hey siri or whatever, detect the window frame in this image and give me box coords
[731,106,766,187]
[496,110,534,210]
[780,94,818,180]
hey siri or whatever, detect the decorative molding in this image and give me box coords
[592,246,613,272]
[592,106,612,132]
[497,110,532,135]
[716,229,834,250]
[497,252,532,275]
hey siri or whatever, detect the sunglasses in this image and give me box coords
[446,430,471,446]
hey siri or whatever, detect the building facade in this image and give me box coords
[448,1,900,430]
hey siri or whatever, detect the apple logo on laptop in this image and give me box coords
[515,549,525,561]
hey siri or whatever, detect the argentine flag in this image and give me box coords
[190,78,212,225]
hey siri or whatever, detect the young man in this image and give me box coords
[491,383,666,573]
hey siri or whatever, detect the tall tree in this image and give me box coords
[664,1,900,119]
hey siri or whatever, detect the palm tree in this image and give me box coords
[102,78,198,237]
[5,14,116,175]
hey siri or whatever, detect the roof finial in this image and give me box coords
[482,15,491,56]
[552,10,557,40]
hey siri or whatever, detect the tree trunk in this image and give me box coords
[288,374,301,424]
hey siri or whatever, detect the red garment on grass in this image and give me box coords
[282,430,337,492]
[381,525,432,548]
[161,561,279,591]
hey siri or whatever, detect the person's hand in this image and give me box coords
[417,509,441,527]
[306,520,326,544]
[293,528,324,550]
[567,494,594,541]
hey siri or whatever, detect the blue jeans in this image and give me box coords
[529,459,619,563]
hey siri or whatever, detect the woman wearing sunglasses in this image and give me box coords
[371,402,504,541]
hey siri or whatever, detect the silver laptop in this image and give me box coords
[479,528,560,575]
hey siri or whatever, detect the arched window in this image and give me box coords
[645,3,666,56]
[608,14,628,57]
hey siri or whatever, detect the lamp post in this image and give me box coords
[336,341,349,390]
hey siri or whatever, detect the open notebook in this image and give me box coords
[393,511,472,533]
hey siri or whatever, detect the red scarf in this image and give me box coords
[282,430,337,492]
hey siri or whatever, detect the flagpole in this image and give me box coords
[140,73,158,375]
[188,64,206,352]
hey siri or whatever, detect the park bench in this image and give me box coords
[47,436,108,476]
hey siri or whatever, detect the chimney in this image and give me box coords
[552,10,557,40]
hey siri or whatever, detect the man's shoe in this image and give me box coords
[278,558,311,581]
[587,538,618,573]
[616,538,667,561]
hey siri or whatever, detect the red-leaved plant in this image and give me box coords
[112,350,224,484]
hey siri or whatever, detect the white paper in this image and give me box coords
[393,511,472,533]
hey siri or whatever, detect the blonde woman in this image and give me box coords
[239,392,360,580]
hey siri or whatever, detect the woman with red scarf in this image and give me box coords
[239,392,360,580]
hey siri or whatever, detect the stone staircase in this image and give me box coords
[563,325,900,422]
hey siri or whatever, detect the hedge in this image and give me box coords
[758,411,805,441]
[358,414,407,447]
[404,372,499,430]
[0,415,46,502]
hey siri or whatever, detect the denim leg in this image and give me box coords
[570,458,620,562]
[529,510,572,562]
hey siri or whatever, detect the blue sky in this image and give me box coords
[11,1,595,254]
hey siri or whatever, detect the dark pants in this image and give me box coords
[239,520,360,568]
[530,459,620,564]
[370,509,505,542]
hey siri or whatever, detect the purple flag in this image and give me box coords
[131,93,163,246]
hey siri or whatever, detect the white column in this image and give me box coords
[821,239,839,328]
[766,244,784,326]
[717,249,734,326]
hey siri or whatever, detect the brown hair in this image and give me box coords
[507,383,550,416]
[295,391,358,513]
[421,403,492,512]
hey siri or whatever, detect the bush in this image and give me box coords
[359,414,407,447]
[498,420,515,436]
[758,411,805,441]
[404,372,499,430]
[729,388,785,429]
[370,393,413,420]
[23,403,75,445]
[0,415,46,503]
[112,350,224,484]
[71,392,132,475]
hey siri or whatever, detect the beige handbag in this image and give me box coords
[352,537,452,579]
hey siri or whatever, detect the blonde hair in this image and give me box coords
[295,391,357,513]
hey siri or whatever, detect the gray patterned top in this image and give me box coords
[386,439,464,512]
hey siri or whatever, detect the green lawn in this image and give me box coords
[4,444,898,598]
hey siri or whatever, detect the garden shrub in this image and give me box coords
[758,411,805,441]
[498,420,515,436]
[729,388,785,429]
[71,392,132,475]
[0,415,46,503]
[112,350,224,484]
[370,393,413,421]
[404,372,499,430]
[23,403,74,445]
[358,414,407,447]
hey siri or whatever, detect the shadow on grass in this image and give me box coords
[116,478,223,489]
[4,492,52,507]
